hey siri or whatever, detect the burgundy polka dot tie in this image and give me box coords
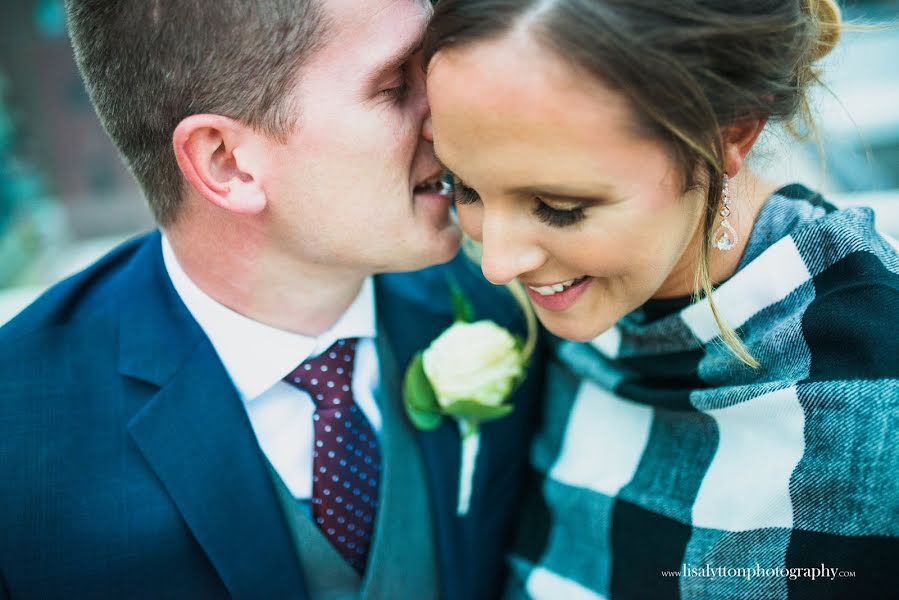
[284,338,381,573]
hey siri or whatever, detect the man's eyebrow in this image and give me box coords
[363,35,425,88]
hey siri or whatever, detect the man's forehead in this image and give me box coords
[313,0,430,74]
[320,0,430,35]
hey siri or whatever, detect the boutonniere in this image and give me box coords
[403,278,537,516]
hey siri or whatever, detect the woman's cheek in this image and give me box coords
[455,203,484,241]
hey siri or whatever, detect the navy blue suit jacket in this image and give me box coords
[0,231,543,599]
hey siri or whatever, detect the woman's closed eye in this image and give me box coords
[452,176,586,228]
[533,199,586,227]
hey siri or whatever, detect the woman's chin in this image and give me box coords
[536,309,614,343]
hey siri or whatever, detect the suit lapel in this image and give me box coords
[414,419,465,600]
[119,232,308,599]
[374,259,543,600]
[361,324,440,599]
[374,273,465,599]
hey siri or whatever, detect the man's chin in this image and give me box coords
[432,223,463,262]
[375,228,462,274]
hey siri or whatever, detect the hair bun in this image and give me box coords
[804,0,843,61]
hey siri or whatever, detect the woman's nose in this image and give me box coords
[479,213,546,285]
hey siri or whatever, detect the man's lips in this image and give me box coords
[413,170,447,194]
[413,179,450,195]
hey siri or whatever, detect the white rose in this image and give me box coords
[422,320,524,408]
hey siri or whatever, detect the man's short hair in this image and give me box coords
[65,0,326,225]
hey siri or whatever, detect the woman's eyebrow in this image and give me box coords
[508,184,614,202]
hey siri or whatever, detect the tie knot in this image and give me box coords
[285,338,358,409]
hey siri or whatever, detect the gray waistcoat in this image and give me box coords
[268,331,440,600]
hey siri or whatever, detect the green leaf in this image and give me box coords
[441,399,514,426]
[512,335,525,355]
[448,277,475,323]
[402,353,443,430]
[403,353,440,412]
[406,403,444,431]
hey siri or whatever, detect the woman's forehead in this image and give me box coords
[427,34,641,175]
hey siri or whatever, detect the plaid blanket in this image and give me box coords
[506,185,899,600]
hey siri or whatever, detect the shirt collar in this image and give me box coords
[161,234,377,401]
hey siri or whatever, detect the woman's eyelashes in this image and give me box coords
[452,176,587,228]
[453,178,481,205]
[533,200,586,227]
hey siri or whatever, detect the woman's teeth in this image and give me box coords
[528,278,582,296]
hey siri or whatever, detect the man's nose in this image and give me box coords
[422,114,433,143]
[479,212,546,285]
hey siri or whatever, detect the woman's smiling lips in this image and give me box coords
[524,276,593,311]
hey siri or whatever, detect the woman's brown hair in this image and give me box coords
[425,0,844,367]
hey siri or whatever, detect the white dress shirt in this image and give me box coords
[161,235,382,500]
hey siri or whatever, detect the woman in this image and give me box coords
[424,1,898,598]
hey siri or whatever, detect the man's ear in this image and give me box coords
[172,114,267,215]
[722,117,768,176]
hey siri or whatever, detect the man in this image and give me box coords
[0,1,542,598]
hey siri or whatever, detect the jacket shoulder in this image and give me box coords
[0,232,156,347]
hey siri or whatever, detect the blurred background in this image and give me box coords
[0,0,896,324]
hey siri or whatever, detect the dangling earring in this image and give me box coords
[712,174,737,251]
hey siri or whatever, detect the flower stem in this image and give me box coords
[456,419,480,516]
